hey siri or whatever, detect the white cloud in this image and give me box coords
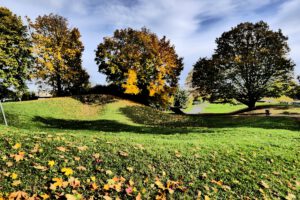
[0,0,299,87]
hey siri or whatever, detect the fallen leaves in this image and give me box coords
[11,180,21,186]
[8,191,28,200]
[10,151,25,162]
[260,180,270,189]
[77,146,88,151]
[61,167,74,176]
[48,160,55,168]
[118,151,128,157]
[12,143,21,150]
[56,146,68,152]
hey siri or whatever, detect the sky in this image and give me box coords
[1,0,300,88]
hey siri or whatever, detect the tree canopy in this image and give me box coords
[0,7,33,98]
[95,27,183,107]
[191,21,295,109]
[28,14,89,96]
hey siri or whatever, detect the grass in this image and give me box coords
[0,96,299,199]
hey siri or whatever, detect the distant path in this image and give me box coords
[185,104,204,114]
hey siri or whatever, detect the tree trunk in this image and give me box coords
[247,100,256,110]
[57,75,62,97]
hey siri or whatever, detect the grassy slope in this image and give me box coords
[0,97,299,199]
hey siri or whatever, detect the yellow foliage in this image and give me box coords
[234,55,242,63]
[122,69,140,95]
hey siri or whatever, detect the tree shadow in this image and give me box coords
[32,116,193,135]
[72,94,118,105]
[120,106,300,131]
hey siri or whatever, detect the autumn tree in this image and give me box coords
[28,14,89,96]
[95,28,183,107]
[192,21,295,109]
[0,7,33,98]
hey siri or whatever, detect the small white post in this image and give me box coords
[0,101,8,126]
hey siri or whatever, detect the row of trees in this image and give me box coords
[0,7,89,99]
[1,7,299,108]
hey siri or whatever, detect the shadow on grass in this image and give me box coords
[120,106,300,131]
[72,94,118,105]
[32,116,194,135]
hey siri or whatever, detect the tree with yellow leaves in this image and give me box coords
[95,28,183,107]
[28,14,89,96]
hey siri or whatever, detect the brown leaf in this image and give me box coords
[211,179,223,186]
[260,180,269,189]
[119,151,128,157]
[57,146,67,152]
[8,191,28,200]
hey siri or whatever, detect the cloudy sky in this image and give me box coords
[1,0,300,87]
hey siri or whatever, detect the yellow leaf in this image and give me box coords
[76,166,86,171]
[136,193,142,200]
[260,180,269,189]
[211,179,223,186]
[285,193,296,200]
[12,180,21,186]
[57,146,67,152]
[50,177,63,190]
[91,176,96,182]
[93,153,100,159]
[11,173,18,179]
[61,167,73,176]
[155,179,165,189]
[103,184,110,190]
[34,164,47,171]
[65,194,77,200]
[40,194,50,200]
[77,146,88,151]
[127,167,134,172]
[8,191,28,199]
[12,143,21,149]
[103,195,112,200]
[118,151,128,157]
[6,161,13,167]
[68,177,80,188]
[48,160,55,168]
[91,182,98,190]
[11,151,25,162]
[106,170,113,175]
[74,157,80,161]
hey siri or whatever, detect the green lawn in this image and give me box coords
[0,96,299,199]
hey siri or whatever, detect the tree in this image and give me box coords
[192,21,295,109]
[95,27,183,107]
[28,14,89,96]
[0,7,33,98]
[173,88,188,109]
[285,76,300,100]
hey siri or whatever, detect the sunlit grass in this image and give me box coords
[0,96,299,199]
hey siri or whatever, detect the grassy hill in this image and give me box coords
[0,96,299,199]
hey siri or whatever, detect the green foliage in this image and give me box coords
[95,27,183,107]
[28,14,89,96]
[173,88,188,109]
[192,21,295,109]
[0,7,33,97]
[285,78,300,100]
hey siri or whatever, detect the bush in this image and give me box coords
[173,89,188,109]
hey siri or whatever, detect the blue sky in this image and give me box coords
[1,0,300,87]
